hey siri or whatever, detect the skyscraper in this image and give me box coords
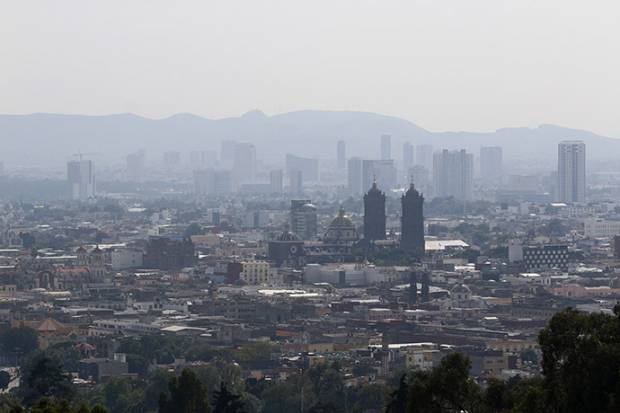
[220,140,236,163]
[290,200,317,240]
[190,150,217,169]
[415,144,434,172]
[401,184,425,258]
[269,169,283,194]
[480,146,503,184]
[337,140,346,169]
[380,134,392,160]
[557,141,586,203]
[362,159,397,192]
[433,149,474,200]
[402,142,414,173]
[193,169,233,195]
[233,143,256,185]
[67,160,96,200]
[126,150,145,182]
[363,181,386,241]
[285,154,319,182]
[348,157,363,195]
[290,170,303,195]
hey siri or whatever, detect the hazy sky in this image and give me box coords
[1,1,619,136]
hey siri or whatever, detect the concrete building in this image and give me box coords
[362,159,397,192]
[433,149,474,200]
[557,141,586,203]
[290,200,318,240]
[233,142,257,185]
[380,134,392,160]
[584,219,620,238]
[269,169,283,194]
[415,144,434,172]
[480,146,503,184]
[348,157,363,195]
[239,261,278,285]
[337,140,346,169]
[286,154,319,182]
[67,160,96,200]
[193,169,233,195]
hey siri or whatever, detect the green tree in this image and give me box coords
[158,369,211,413]
[20,352,75,406]
[0,326,39,356]
[538,307,620,413]
[212,383,244,413]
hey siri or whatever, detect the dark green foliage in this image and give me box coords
[158,369,211,413]
[212,383,245,413]
[0,326,39,356]
[19,352,74,406]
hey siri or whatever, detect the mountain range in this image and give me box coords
[1,110,618,167]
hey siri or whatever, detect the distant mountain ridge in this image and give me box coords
[0,110,618,167]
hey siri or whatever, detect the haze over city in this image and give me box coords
[1,2,620,413]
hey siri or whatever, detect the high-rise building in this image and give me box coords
[337,140,346,169]
[433,149,474,200]
[380,134,392,160]
[402,142,414,173]
[408,165,430,195]
[290,200,317,240]
[363,181,386,241]
[269,169,283,194]
[348,157,363,195]
[290,170,304,195]
[126,150,145,182]
[557,141,586,203]
[233,143,256,185]
[401,184,425,258]
[286,154,319,182]
[362,159,397,192]
[415,144,434,172]
[163,151,181,168]
[193,169,233,195]
[220,140,236,163]
[190,150,217,170]
[67,160,96,200]
[480,146,503,184]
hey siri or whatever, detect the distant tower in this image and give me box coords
[557,141,586,203]
[363,180,386,241]
[401,184,425,259]
[408,272,418,305]
[380,134,392,160]
[480,146,503,185]
[347,157,363,195]
[269,169,283,194]
[402,142,414,173]
[337,140,346,169]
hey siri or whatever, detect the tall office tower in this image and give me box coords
[220,140,236,162]
[557,140,586,203]
[290,170,304,195]
[480,146,503,184]
[67,160,96,200]
[415,144,434,172]
[269,169,283,194]
[126,150,146,182]
[433,149,474,200]
[290,199,317,240]
[193,169,233,195]
[337,140,346,169]
[348,157,363,195]
[233,143,256,185]
[363,181,386,241]
[286,154,319,182]
[401,184,425,258]
[380,134,392,160]
[402,142,414,173]
[163,151,181,168]
[190,150,216,169]
[362,159,397,192]
[408,165,430,195]
[408,272,418,305]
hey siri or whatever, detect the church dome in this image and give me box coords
[324,208,358,244]
[277,231,302,242]
[329,208,355,230]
